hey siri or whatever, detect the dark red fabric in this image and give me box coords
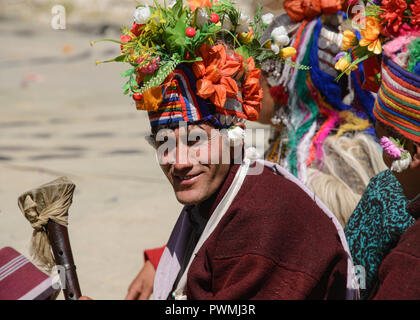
[186,165,348,300]
[144,246,165,270]
[372,218,420,300]
[361,55,381,93]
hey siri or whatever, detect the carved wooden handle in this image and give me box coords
[47,219,81,300]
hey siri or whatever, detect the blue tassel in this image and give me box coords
[309,19,352,112]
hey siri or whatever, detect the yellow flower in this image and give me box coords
[238,30,254,45]
[280,47,296,59]
[342,30,358,51]
[334,55,358,75]
[264,40,272,49]
[359,17,382,55]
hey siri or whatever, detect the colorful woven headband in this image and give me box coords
[136,44,263,129]
[374,55,420,143]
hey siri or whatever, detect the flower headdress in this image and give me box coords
[91,0,299,129]
[333,1,420,146]
[334,0,420,86]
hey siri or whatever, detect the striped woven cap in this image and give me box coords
[374,55,420,143]
[147,64,215,128]
[141,64,252,129]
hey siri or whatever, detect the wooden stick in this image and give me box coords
[47,219,81,300]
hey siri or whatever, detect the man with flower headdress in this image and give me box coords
[334,0,420,299]
[87,0,358,300]
[127,0,384,299]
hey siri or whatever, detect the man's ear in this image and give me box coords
[410,143,420,169]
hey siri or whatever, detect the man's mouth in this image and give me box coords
[174,173,202,185]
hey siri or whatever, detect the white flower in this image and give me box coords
[271,26,289,46]
[270,43,280,55]
[236,13,250,33]
[262,13,274,26]
[195,7,209,27]
[133,6,151,24]
[227,126,245,146]
[167,0,176,8]
[245,147,262,160]
[391,152,412,173]
[222,16,233,31]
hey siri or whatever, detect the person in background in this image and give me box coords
[344,32,420,299]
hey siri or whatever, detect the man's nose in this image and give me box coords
[173,143,193,171]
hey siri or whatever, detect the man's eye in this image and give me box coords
[187,139,199,146]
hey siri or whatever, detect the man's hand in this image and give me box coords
[125,260,156,300]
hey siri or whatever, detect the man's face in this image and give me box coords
[155,123,231,205]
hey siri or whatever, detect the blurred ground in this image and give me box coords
[0,0,273,299]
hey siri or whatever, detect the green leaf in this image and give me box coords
[138,56,180,95]
[122,82,130,90]
[236,46,250,59]
[172,0,184,18]
[121,68,135,77]
[256,49,274,62]
[130,77,138,87]
[115,55,126,62]
[163,11,188,57]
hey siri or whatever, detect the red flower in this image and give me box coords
[131,23,144,37]
[380,0,408,33]
[411,0,420,26]
[120,35,132,42]
[120,35,132,51]
[269,84,289,105]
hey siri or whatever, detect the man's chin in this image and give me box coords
[175,190,204,206]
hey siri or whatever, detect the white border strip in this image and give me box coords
[18,278,53,300]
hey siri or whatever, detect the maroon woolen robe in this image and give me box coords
[163,163,350,299]
[372,197,420,300]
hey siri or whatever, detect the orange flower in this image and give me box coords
[241,57,263,121]
[193,44,241,109]
[359,17,382,55]
[187,0,212,12]
[342,30,358,51]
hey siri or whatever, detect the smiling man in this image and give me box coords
[125,60,358,300]
[88,0,359,300]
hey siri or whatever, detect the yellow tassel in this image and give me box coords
[335,111,371,137]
